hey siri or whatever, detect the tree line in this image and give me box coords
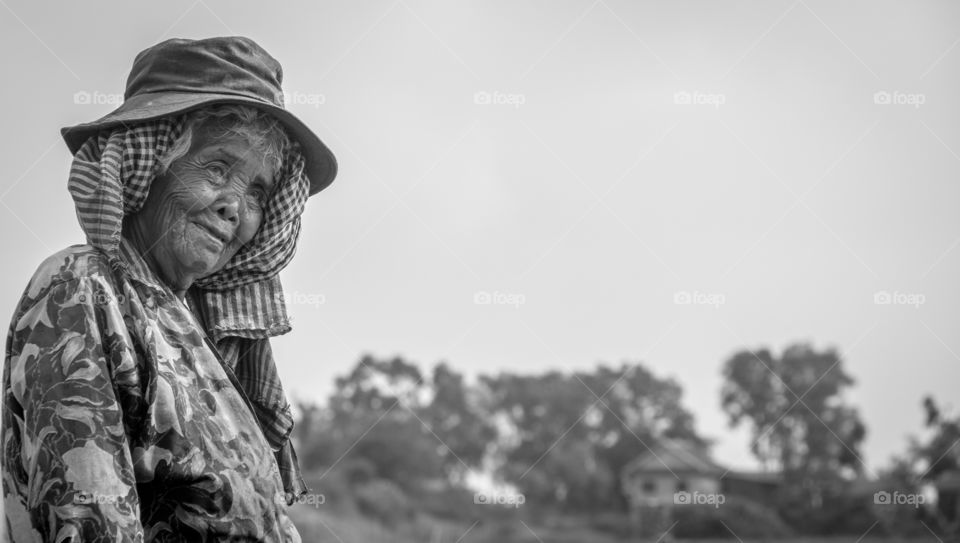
[293,343,957,534]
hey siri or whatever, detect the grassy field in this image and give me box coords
[287,507,946,543]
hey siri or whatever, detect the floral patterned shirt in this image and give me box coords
[2,240,302,542]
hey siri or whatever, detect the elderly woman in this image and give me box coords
[2,37,336,541]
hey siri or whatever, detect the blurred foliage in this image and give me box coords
[720,342,867,529]
[354,479,416,526]
[673,496,794,538]
[288,348,956,540]
[298,353,705,513]
[887,395,960,538]
[917,396,960,481]
[298,354,495,488]
[482,362,705,511]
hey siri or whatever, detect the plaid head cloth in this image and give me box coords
[66,115,310,502]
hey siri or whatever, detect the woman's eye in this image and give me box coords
[249,187,267,207]
[208,162,228,177]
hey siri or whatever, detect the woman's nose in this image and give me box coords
[214,192,241,224]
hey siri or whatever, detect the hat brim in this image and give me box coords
[60,92,338,196]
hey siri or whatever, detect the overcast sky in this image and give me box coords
[1,0,958,475]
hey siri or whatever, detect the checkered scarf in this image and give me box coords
[66,116,308,501]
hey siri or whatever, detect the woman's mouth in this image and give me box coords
[192,221,230,248]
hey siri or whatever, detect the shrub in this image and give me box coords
[299,466,356,514]
[671,496,793,539]
[587,512,633,537]
[355,479,416,527]
[416,486,484,522]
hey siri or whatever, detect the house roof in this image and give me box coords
[622,438,726,478]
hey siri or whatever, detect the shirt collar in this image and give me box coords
[114,236,291,338]
[116,236,172,295]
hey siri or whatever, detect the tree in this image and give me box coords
[420,362,497,480]
[298,354,494,487]
[482,362,706,510]
[329,354,427,417]
[720,342,867,525]
[915,396,960,535]
[918,396,960,480]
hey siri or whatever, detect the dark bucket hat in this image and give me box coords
[60,36,337,195]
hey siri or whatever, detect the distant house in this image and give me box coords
[621,438,725,508]
[620,439,786,537]
[722,469,782,505]
[621,438,783,508]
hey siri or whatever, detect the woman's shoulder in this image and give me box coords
[7,245,123,348]
[21,244,116,302]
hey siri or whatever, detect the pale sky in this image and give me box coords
[1,0,958,475]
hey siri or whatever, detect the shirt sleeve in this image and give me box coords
[2,277,144,542]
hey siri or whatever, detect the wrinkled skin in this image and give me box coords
[124,122,278,297]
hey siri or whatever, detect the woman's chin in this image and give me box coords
[177,238,224,268]
[176,253,224,282]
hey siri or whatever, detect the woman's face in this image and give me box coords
[129,122,278,291]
